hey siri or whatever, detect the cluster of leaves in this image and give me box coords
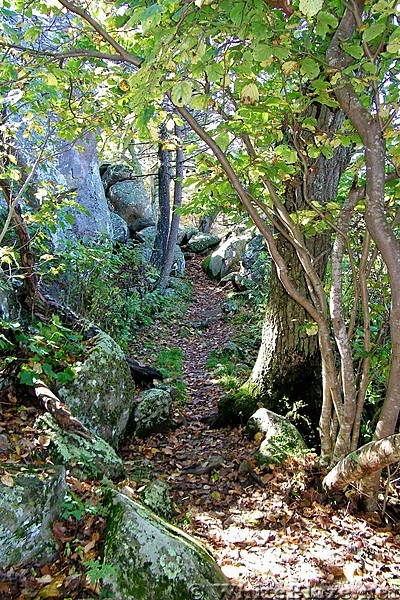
[44,239,171,350]
[206,295,263,391]
[0,313,85,386]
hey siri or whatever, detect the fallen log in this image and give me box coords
[34,380,93,441]
[125,356,164,385]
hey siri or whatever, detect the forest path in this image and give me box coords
[122,256,400,598]
[125,255,256,510]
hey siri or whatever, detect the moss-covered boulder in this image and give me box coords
[186,233,220,254]
[102,490,229,599]
[140,480,175,520]
[36,414,125,481]
[0,465,66,567]
[247,408,308,466]
[133,388,173,438]
[58,331,135,448]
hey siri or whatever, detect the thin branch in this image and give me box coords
[57,0,142,67]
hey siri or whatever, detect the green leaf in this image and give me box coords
[230,2,245,25]
[19,368,35,386]
[316,12,338,38]
[215,132,230,151]
[189,94,210,110]
[299,0,323,18]
[42,362,57,378]
[301,57,320,80]
[253,46,273,63]
[363,21,386,43]
[141,3,164,22]
[171,81,192,106]
[387,28,400,54]
[65,213,75,225]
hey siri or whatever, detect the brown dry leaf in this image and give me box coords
[83,532,100,555]
[1,472,14,487]
[38,574,65,598]
[343,562,362,582]
[38,435,51,447]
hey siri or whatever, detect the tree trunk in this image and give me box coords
[157,124,184,293]
[151,123,171,269]
[242,108,349,441]
[323,434,400,498]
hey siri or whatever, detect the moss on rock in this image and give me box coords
[58,331,135,448]
[247,408,308,466]
[0,465,67,567]
[102,490,229,599]
[36,414,126,481]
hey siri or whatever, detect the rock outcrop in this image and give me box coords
[133,388,173,438]
[102,490,229,599]
[57,331,135,448]
[36,414,126,481]
[247,408,308,466]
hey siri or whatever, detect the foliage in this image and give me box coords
[46,239,169,350]
[0,313,85,386]
[61,489,106,522]
[154,347,186,402]
[207,298,262,391]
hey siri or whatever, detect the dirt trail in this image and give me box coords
[123,256,400,598]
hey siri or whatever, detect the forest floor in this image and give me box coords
[2,256,400,598]
[124,255,400,599]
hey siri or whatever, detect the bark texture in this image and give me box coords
[244,107,349,441]
[323,434,400,498]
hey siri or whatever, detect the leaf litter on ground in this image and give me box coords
[1,256,400,598]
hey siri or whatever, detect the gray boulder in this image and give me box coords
[16,128,113,243]
[136,225,156,248]
[204,232,250,280]
[0,465,67,567]
[247,408,307,466]
[135,227,185,277]
[108,180,154,230]
[186,233,220,254]
[102,163,137,193]
[133,388,173,438]
[68,152,112,239]
[58,331,135,448]
[36,413,126,481]
[102,490,229,599]
[140,479,175,520]
[0,273,18,321]
[177,226,198,246]
[171,245,185,277]
[240,234,270,288]
[110,211,130,244]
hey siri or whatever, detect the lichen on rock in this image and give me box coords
[247,408,308,466]
[0,465,67,567]
[58,330,135,448]
[36,413,126,481]
[140,479,175,520]
[102,490,229,599]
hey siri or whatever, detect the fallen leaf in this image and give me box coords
[1,472,14,487]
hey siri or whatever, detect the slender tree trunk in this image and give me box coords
[326,0,400,508]
[151,123,171,269]
[157,124,184,293]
